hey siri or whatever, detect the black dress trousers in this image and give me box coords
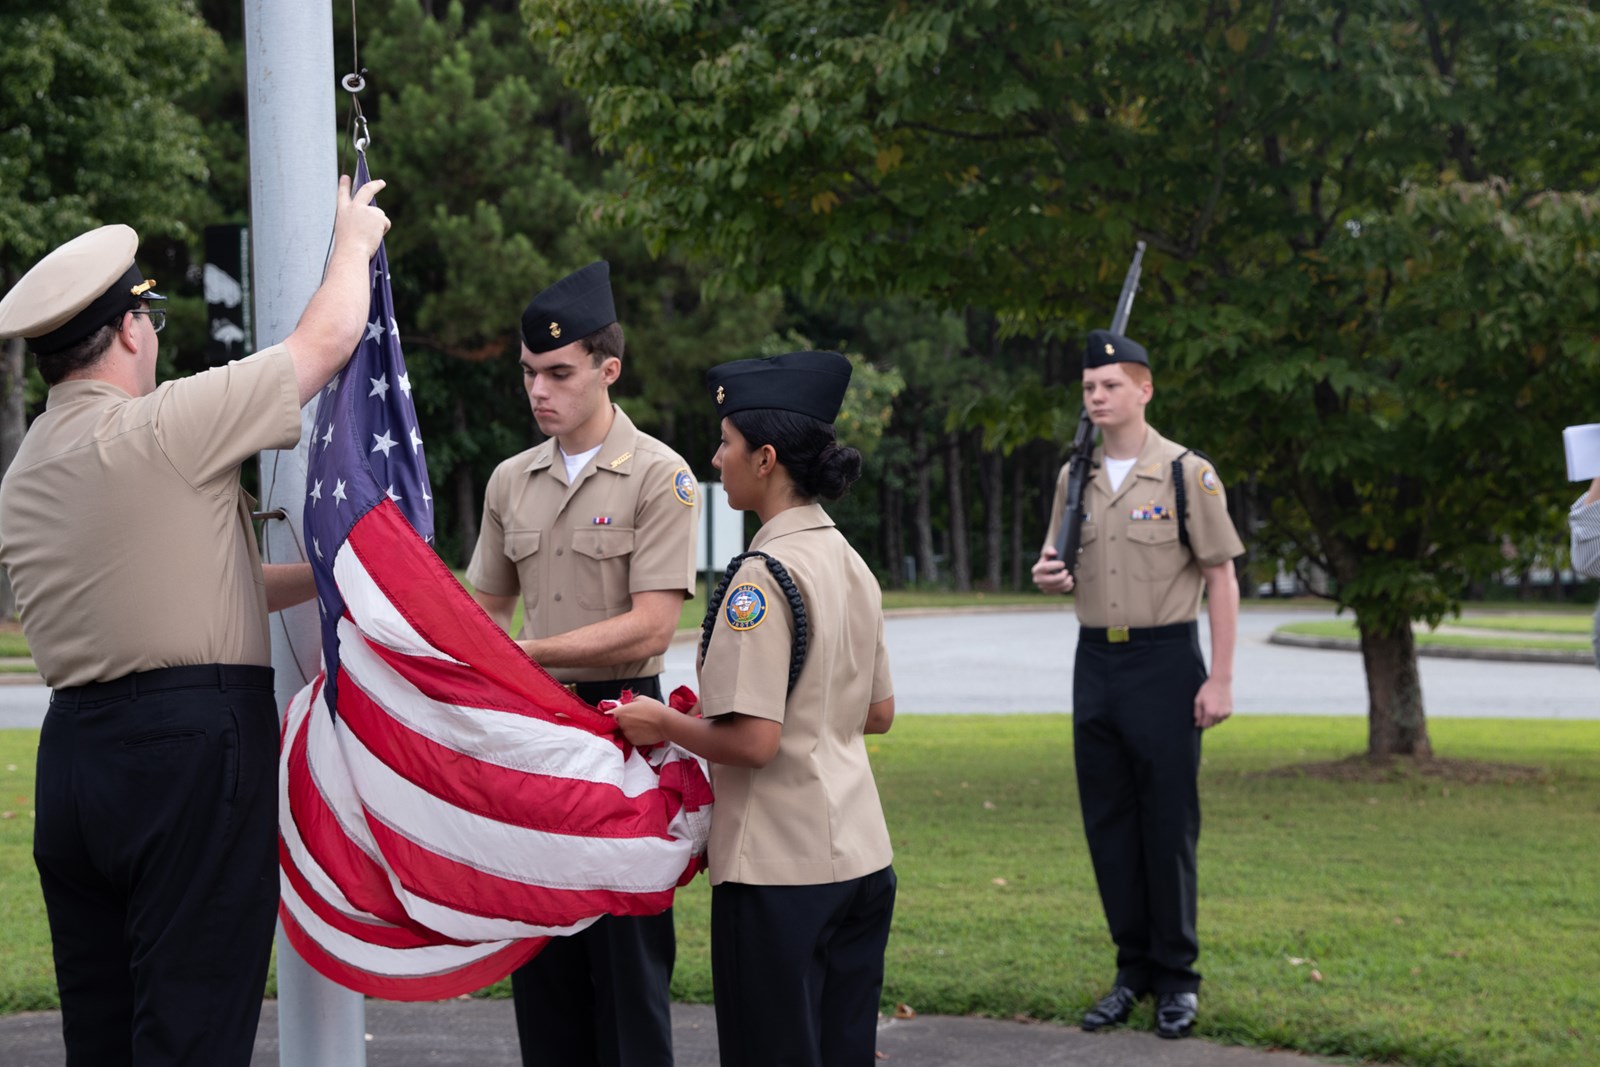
[33,664,281,1067]
[512,674,676,1067]
[710,866,897,1067]
[1072,627,1207,995]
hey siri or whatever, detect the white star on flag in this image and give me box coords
[322,423,334,448]
[409,426,424,453]
[333,479,347,504]
[313,537,323,559]
[365,319,384,343]
[398,372,411,396]
[390,316,400,339]
[422,486,432,510]
[369,375,390,400]
[371,430,398,457]
[386,484,402,503]
[310,479,323,504]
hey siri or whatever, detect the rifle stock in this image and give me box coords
[1052,241,1146,576]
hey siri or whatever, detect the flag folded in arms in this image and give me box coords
[278,154,712,1002]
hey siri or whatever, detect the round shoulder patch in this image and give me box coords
[673,467,697,506]
[724,583,767,631]
[1199,467,1222,496]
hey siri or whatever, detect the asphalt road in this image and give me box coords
[1,605,1595,728]
[666,605,1599,720]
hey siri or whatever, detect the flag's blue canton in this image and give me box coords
[305,153,433,710]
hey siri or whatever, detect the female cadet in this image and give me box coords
[611,350,896,1067]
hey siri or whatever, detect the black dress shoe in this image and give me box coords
[1155,991,1198,1039]
[1081,985,1141,1031]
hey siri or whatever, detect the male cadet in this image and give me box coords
[0,177,389,1066]
[1032,329,1244,1040]
[468,261,698,1067]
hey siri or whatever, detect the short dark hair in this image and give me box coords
[579,322,624,366]
[36,322,117,385]
[727,408,863,502]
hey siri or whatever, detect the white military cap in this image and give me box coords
[0,225,165,353]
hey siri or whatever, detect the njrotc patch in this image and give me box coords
[1200,467,1222,495]
[724,584,767,630]
[673,468,697,506]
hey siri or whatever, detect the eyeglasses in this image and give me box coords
[129,308,165,334]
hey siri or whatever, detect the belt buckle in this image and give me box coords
[1107,625,1130,644]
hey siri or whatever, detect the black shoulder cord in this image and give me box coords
[699,550,810,692]
[1170,448,1213,552]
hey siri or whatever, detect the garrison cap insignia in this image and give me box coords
[1104,342,1115,355]
[725,583,767,631]
[673,468,697,506]
[1200,467,1221,495]
[716,385,725,405]
[548,321,561,339]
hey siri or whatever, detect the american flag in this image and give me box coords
[277,155,712,1002]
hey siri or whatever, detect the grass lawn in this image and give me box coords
[1278,618,1592,653]
[2,717,1597,1065]
[1444,614,1594,635]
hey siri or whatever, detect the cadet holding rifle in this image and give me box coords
[1032,327,1243,1040]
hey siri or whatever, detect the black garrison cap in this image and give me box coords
[1083,328,1149,369]
[707,350,853,422]
[0,225,165,354]
[520,261,616,353]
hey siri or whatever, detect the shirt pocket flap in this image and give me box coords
[1126,523,1180,547]
[571,527,636,561]
[503,528,542,562]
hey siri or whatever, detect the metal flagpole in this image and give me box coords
[243,0,367,1062]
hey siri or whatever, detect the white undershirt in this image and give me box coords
[1104,455,1137,493]
[561,443,603,483]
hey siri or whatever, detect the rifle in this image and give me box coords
[1052,241,1147,574]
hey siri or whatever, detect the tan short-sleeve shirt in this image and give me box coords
[466,405,698,682]
[0,345,303,688]
[696,503,894,886]
[1043,426,1245,629]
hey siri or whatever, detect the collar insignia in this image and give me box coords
[608,451,632,469]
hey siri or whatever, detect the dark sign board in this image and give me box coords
[204,224,251,363]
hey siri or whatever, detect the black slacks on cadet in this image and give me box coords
[33,664,281,1067]
[511,674,676,1067]
[710,866,897,1067]
[1072,624,1207,996]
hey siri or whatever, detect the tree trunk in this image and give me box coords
[943,430,971,591]
[1357,617,1432,757]
[912,423,935,584]
[978,445,1002,591]
[451,395,477,568]
[0,336,27,619]
[1010,458,1025,591]
[881,476,905,589]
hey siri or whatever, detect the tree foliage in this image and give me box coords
[532,0,1600,753]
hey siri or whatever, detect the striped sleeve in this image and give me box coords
[1569,495,1600,578]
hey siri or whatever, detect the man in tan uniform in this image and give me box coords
[467,261,697,1067]
[1033,329,1243,1041]
[0,177,389,1067]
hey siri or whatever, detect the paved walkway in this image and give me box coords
[3,998,1340,1066]
[4,605,1597,726]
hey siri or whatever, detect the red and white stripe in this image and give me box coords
[279,501,712,1001]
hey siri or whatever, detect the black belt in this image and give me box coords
[51,663,276,706]
[571,675,661,705]
[1079,621,1197,645]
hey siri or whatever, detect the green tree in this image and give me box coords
[531,0,1600,756]
[0,1,222,615]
